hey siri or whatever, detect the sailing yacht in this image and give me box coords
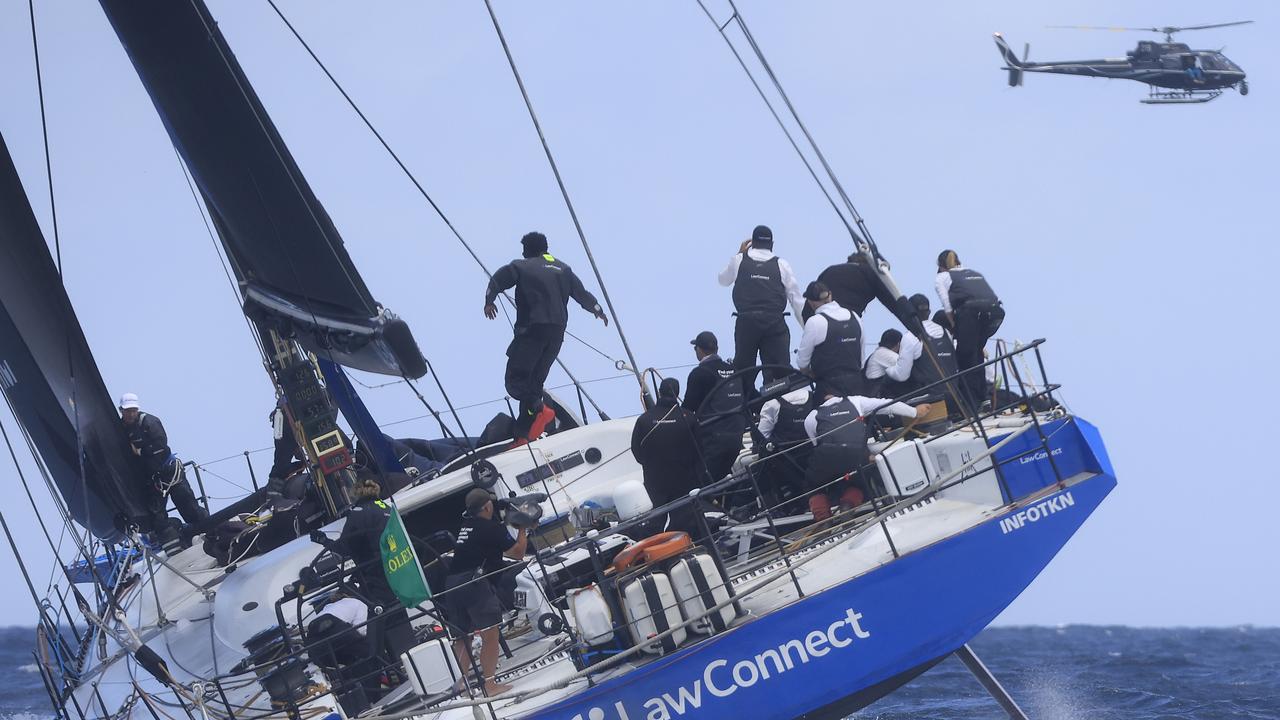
[0,2,1116,719]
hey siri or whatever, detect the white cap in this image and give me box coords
[119,393,140,410]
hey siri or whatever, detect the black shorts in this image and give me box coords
[443,572,503,635]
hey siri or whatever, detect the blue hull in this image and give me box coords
[528,418,1115,720]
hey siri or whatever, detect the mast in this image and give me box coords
[98,0,431,500]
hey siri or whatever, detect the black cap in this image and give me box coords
[657,377,680,400]
[521,231,548,257]
[465,488,494,514]
[803,281,830,302]
[690,330,718,352]
[752,225,773,248]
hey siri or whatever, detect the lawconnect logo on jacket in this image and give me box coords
[567,608,871,719]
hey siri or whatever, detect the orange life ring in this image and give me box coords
[611,531,692,573]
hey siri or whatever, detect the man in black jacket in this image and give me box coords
[484,232,608,443]
[803,253,899,322]
[631,378,704,534]
[684,331,745,482]
[119,393,207,539]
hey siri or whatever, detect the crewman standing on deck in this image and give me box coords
[684,331,746,482]
[935,250,1004,410]
[796,281,864,396]
[484,232,608,445]
[717,225,805,384]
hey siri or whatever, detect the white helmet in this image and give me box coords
[118,393,140,410]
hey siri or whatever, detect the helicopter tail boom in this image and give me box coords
[994,33,1027,86]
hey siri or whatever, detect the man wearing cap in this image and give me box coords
[485,231,608,445]
[936,250,1004,410]
[631,378,704,535]
[896,294,961,406]
[445,488,528,696]
[683,331,746,482]
[119,393,207,538]
[717,225,805,384]
[796,281,865,396]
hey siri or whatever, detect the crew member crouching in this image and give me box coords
[802,384,930,521]
[119,393,208,545]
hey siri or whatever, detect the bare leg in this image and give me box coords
[451,637,473,692]
[478,626,511,695]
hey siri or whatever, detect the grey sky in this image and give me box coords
[1,1,1276,627]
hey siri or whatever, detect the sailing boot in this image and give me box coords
[511,404,556,448]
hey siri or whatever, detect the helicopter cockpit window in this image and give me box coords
[1204,53,1240,72]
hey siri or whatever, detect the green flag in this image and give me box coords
[378,501,431,607]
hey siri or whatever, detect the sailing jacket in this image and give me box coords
[718,248,805,319]
[336,498,394,603]
[935,266,999,314]
[126,413,176,476]
[804,395,917,447]
[757,388,813,445]
[808,257,898,319]
[485,254,601,330]
[630,398,704,504]
[683,355,745,438]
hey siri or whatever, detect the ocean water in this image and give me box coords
[3,626,1277,719]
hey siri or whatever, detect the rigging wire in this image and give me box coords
[481,0,650,407]
[27,0,108,587]
[26,0,61,275]
[261,0,615,417]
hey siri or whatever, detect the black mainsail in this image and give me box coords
[98,0,427,379]
[0,134,146,540]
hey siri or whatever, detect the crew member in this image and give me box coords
[334,480,414,667]
[717,225,804,384]
[267,401,305,495]
[119,393,208,540]
[796,282,864,396]
[755,377,814,507]
[306,591,375,713]
[630,378,703,535]
[803,385,929,521]
[863,329,911,399]
[445,489,528,696]
[484,232,608,444]
[803,252,899,322]
[935,250,1004,409]
[897,294,961,408]
[684,331,746,482]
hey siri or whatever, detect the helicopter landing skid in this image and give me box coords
[1141,89,1223,104]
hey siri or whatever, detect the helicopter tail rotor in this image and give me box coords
[994,33,1026,86]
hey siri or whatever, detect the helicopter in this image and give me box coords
[994,21,1252,104]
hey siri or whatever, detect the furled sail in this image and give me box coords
[0,135,147,540]
[98,0,427,379]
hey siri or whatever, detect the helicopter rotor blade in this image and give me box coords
[1161,20,1253,33]
[1045,25,1158,33]
[1022,42,1029,63]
